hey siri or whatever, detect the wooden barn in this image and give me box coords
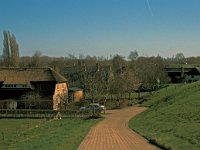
[0,68,68,110]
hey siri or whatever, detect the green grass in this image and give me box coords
[129,82,200,150]
[0,118,102,150]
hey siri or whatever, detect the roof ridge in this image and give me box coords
[0,67,67,84]
[49,68,67,83]
[0,67,51,69]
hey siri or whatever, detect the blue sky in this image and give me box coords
[0,0,200,58]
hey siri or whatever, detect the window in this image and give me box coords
[4,84,17,88]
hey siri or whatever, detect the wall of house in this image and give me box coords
[53,82,68,110]
[71,90,84,102]
[32,82,55,96]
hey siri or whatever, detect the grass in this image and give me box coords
[0,118,102,150]
[129,82,200,150]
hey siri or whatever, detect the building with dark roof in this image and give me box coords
[165,65,200,83]
[185,67,200,83]
[0,67,68,110]
[69,87,84,102]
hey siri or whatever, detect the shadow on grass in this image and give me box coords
[132,129,171,150]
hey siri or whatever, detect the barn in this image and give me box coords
[165,65,200,83]
[0,67,68,110]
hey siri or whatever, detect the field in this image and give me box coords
[129,82,200,150]
[0,118,101,150]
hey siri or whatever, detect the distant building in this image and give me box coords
[69,87,84,102]
[165,65,200,83]
[185,67,200,83]
[0,68,68,110]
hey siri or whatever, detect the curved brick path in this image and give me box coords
[78,107,159,150]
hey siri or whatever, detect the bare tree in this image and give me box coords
[21,92,41,109]
[30,51,42,67]
[128,50,139,72]
[123,70,140,99]
[111,54,125,74]
[84,70,108,102]
[10,34,20,66]
[128,50,138,61]
[109,73,126,99]
[68,53,76,60]
[175,52,186,64]
[136,56,168,91]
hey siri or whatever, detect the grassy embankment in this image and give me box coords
[129,82,200,150]
[0,118,101,150]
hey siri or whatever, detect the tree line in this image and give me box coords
[1,30,200,102]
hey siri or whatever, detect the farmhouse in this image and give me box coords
[165,65,200,83]
[185,67,200,83]
[0,68,68,110]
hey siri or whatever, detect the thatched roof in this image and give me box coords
[195,67,200,73]
[0,67,67,84]
[69,87,83,92]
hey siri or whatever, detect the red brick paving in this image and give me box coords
[78,107,159,150]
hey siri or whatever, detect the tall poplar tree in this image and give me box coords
[3,31,11,66]
[2,30,20,67]
[10,34,19,66]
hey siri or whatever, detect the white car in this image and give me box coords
[99,105,106,110]
[79,103,105,112]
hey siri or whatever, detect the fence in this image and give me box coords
[0,109,99,119]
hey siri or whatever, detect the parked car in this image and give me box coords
[79,103,105,112]
[99,105,106,110]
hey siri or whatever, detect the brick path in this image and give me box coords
[78,107,159,150]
